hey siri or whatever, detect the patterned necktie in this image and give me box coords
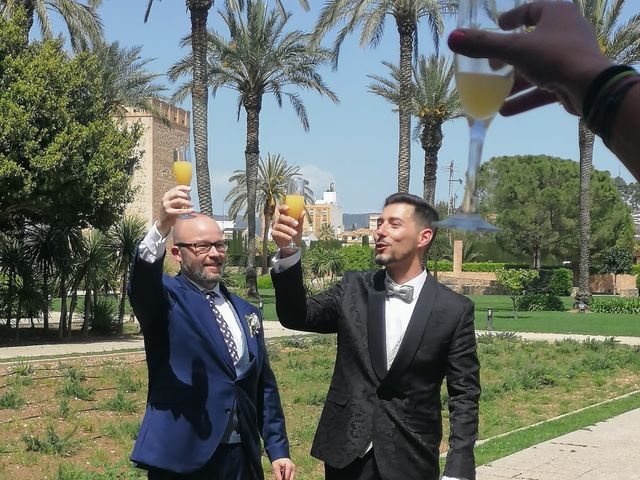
[384,278,414,303]
[205,291,239,364]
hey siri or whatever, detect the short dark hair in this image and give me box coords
[383,192,439,232]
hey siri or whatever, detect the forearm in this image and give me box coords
[607,83,640,181]
[271,261,341,334]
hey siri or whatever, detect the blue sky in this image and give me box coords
[58,2,637,214]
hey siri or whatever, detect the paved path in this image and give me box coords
[477,408,640,479]
[0,322,310,360]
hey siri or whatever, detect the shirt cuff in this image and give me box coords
[442,476,465,480]
[138,221,169,264]
[271,249,302,273]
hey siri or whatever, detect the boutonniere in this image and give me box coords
[246,312,261,337]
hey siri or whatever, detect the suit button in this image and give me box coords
[224,408,232,414]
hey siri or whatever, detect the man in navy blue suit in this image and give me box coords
[128,185,295,480]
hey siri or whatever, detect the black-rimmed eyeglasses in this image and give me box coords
[175,241,228,255]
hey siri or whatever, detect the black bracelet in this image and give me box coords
[600,76,640,145]
[582,65,636,120]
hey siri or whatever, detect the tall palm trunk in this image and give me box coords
[576,118,594,307]
[82,287,91,337]
[244,94,262,298]
[261,203,275,275]
[58,277,67,339]
[189,1,214,215]
[118,272,128,334]
[396,17,415,193]
[5,267,15,330]
[42,269,49,333]
[421,117,443,205]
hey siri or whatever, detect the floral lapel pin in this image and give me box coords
[246,312,261,337]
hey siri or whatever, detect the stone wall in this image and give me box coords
[590,274,637,295]
[124,101,190,226]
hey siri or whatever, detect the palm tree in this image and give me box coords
[145,0,215,215]
[69,229,111,337]
[1,0,103,51]
[318,223,336,242]
[225,153,313,275]
[312,0,450,193]
[369,54,462,204]
[91,41,166,118]
[108,216,146,334]
[23,222,65,333]
[170,0,338,298]
[572,0,640,307]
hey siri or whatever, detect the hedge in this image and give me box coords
[515,294,565,312]
[462,262,529,272]
[589,297,640,314]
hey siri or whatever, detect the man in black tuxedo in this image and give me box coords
[270,192,480,480]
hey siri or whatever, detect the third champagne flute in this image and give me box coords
[437,0,522,232]
[284,177,306,251]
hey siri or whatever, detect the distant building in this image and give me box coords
[304,185,344,237]
[124,100,190,226]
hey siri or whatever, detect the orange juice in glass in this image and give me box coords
[284,177,306,251]
[173,146,192,186]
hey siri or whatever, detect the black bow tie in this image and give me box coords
[385,279,414,303]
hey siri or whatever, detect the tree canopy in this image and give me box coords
[479,155,634,269]
[0,16,142,231]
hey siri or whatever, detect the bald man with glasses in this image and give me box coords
[128,185,294,480]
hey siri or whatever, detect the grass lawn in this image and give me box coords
[1,335,640,479]
[469,295,640,337]
[51,295,133,316]
[256,290,640,337]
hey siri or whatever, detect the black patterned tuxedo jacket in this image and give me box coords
[272,262,480,480]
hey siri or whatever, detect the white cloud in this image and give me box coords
[299,164,335,202]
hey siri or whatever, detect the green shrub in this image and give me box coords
[339,245,376,272]
[0,390,25,409]
[426,259,453,272]
[102,392,138,414]
[516,294,565,311]
[257,274,274,289]
[23,424,80,457]
[91,298,118,335]
[590,297,640,314]
[544,268,573,296]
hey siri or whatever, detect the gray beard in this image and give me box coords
[182,265,221,290]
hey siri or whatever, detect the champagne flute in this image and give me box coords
[172,145,193,217]
[437,0,522,232]
[284,177,306,251]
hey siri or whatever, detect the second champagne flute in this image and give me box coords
[437,0,522,232]
[284,177,306,251]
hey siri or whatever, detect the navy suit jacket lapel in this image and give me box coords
[175,275,236,375]
[367,270,387,382]
[383,273,437,388]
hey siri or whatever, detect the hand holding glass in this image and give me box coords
[284,178,306,251]
[437,0,521,232]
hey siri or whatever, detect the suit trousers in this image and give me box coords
[324,450,382,480]
[147,443,253,480]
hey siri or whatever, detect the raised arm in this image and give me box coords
[448,1,640,180]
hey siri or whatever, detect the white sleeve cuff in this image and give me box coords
[138,221,169,264]
[271,249,302,273]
